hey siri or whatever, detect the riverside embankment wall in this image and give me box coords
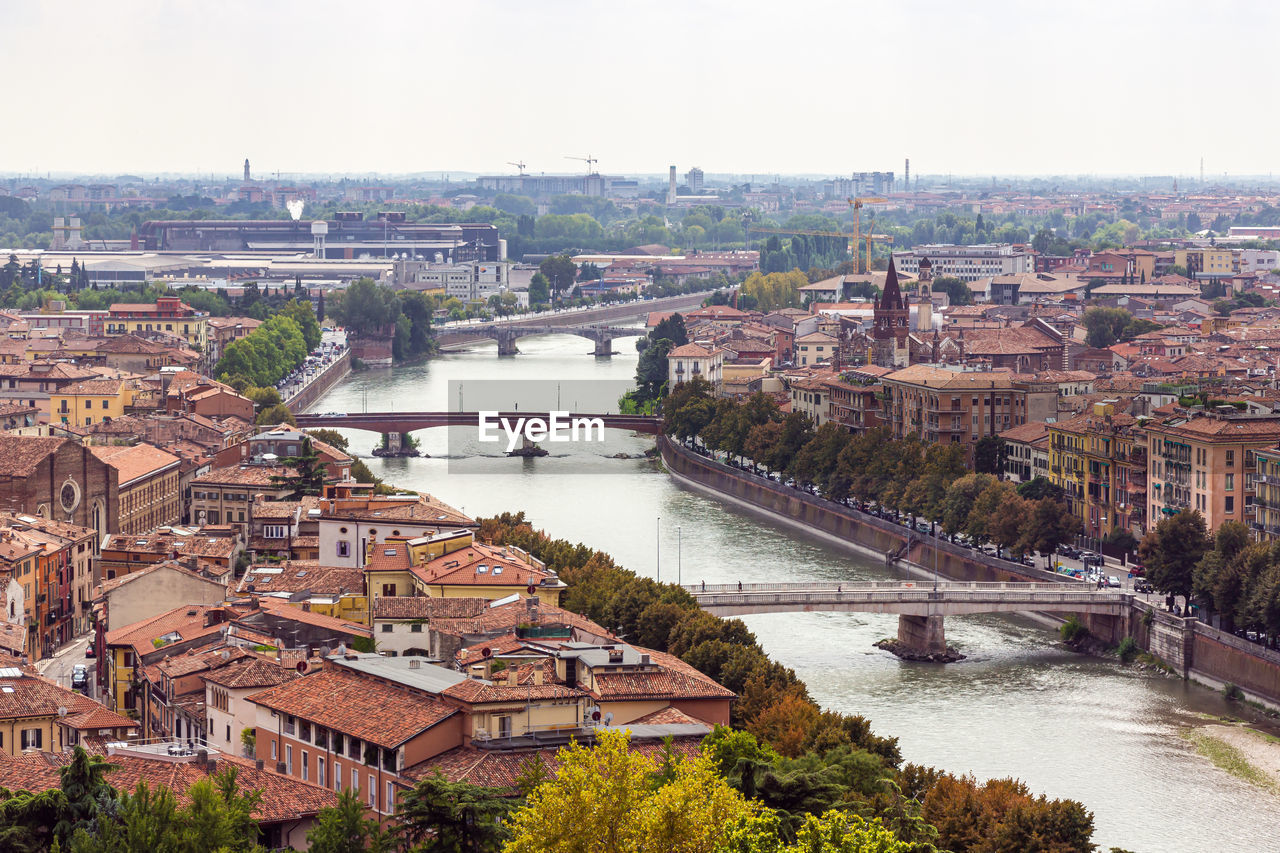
[288,349,351,414]
[659,436,1280,705]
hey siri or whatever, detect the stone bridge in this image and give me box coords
[687,581,1129,659]
[295,411,662,454]
[436,323,646,356]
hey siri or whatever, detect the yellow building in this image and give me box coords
[1253,448,1280,541]
[50,378,140,427]
[1175,247,1236,281]
[107,296,209,353]
[362,532,565,616]
[1047,404,1147,542]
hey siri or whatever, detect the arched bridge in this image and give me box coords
[686,581,1128,659]
[296,411,662,453]
[436,324,645,356]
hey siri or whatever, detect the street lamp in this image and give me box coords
[656,517,661,583]
[677,526,682,586]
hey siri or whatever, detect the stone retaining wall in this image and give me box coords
[289,349,351,414]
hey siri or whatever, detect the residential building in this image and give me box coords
[880,365,1058,455]
[1145,412,1280,532]
[206,317,262,364]
[49,378,143,427]
[106,296,209,353]
[0,661,137,755]
[364,535,565,607]
[190,465,296,533]
[204,656,298,757]
[1251,447,1280,541]
[214,426,352,483]
[795,332,838,367]
[999,422,1050,484]
[316,486,476,569]
[88,443,182,534]
[1045,405,1148,541]
[99,530,239,583]
[667,342,724,390]
[789,372,836,427]
[103,604,232,714]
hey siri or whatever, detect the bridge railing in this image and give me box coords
[687,581,1082,593]
[692,589,1130,607]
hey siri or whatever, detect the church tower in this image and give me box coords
[916,256,933,334]
[872,258,910,367]
[243,158,251,182]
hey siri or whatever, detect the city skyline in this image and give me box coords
[7,0,1277,177]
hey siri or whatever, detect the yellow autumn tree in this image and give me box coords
[503,729,756,853]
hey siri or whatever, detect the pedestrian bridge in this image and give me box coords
[686,581,1129,659]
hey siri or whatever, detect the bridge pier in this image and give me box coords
[878,614,962,662]
[496,331,518,356]
[372,431,421,458]
[592,336,613,356]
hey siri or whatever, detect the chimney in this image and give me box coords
[532,668,543,686]
[506,669,518,687]
[668,165,677,205]
[256,759,264,771]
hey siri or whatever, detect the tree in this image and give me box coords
[1082,307,1134,349]
[395,772,512,853]
[528,272,551,306]
[308,789,389,853]
[256,403,295,426]
[539,255,578,304]
[504,730,754,853]
[1016,477,1063,502]
[973,436,1005,476]
[272,437,326,497]
[921,774,1093,853]
[243,386,281,412]
[305,428,349,452]
[650,313,689,347]
[635,338,676,402]
[931,276,971,307]
[1139,510,1209,601]
[330,278,400,336]
[282,298,322,350]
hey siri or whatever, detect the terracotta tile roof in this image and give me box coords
[630,706,712,726]
[405,737,705,790]
[254,597,372,637]
[373,596,488,621]
[587,648,735,703]
[193,465,296,487]
[55,378,129,396]
[412,542,559,588]
[239,562,363,596]
[89,442,180,485]
[246,668,457,748]
[320,495,475,528]
[431,598,610,640]
[202,656,299,690]
[0,436,69,476]
[442,663,584,704]
[60,702,140,732]
[0,750,338,822]
[1149,414,1280,439]
[0,671,104,722]
[104,605,229,655]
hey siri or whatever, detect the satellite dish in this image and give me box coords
[591,709,601,722]
[602,712,614,725]
[527,585,536,595]
[296,661,308,674]
[481,647,492,658]
[57,706,67,718]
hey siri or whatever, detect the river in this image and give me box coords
[311,331,1280,852]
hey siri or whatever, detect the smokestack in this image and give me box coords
[904,158,910,192]
[244,158,251,182]
[668,166,677,205]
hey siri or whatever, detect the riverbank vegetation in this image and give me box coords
[1140,513,1280,648]
[662,379,1077,559]
[476,510,1097,851]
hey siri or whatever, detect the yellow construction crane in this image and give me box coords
[864,232,894,272]
[848,197,887,273]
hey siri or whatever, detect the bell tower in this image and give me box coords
[872,258,910,367]
[917,256,933,333]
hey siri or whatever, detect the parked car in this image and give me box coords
[1134,579,1154,593]
[85,644,95,658]
[1106,576,1122,588]
[71,665,88,691]
[1129,565,1146,577]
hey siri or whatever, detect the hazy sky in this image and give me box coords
[7,0,1276,179]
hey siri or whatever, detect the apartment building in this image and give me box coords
[892,244,1033,282]
[1145,412,1280,532]
[1045,405,1148,540]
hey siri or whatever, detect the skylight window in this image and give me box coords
[477,565,488,574]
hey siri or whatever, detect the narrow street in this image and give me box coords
[34,634,94,697]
